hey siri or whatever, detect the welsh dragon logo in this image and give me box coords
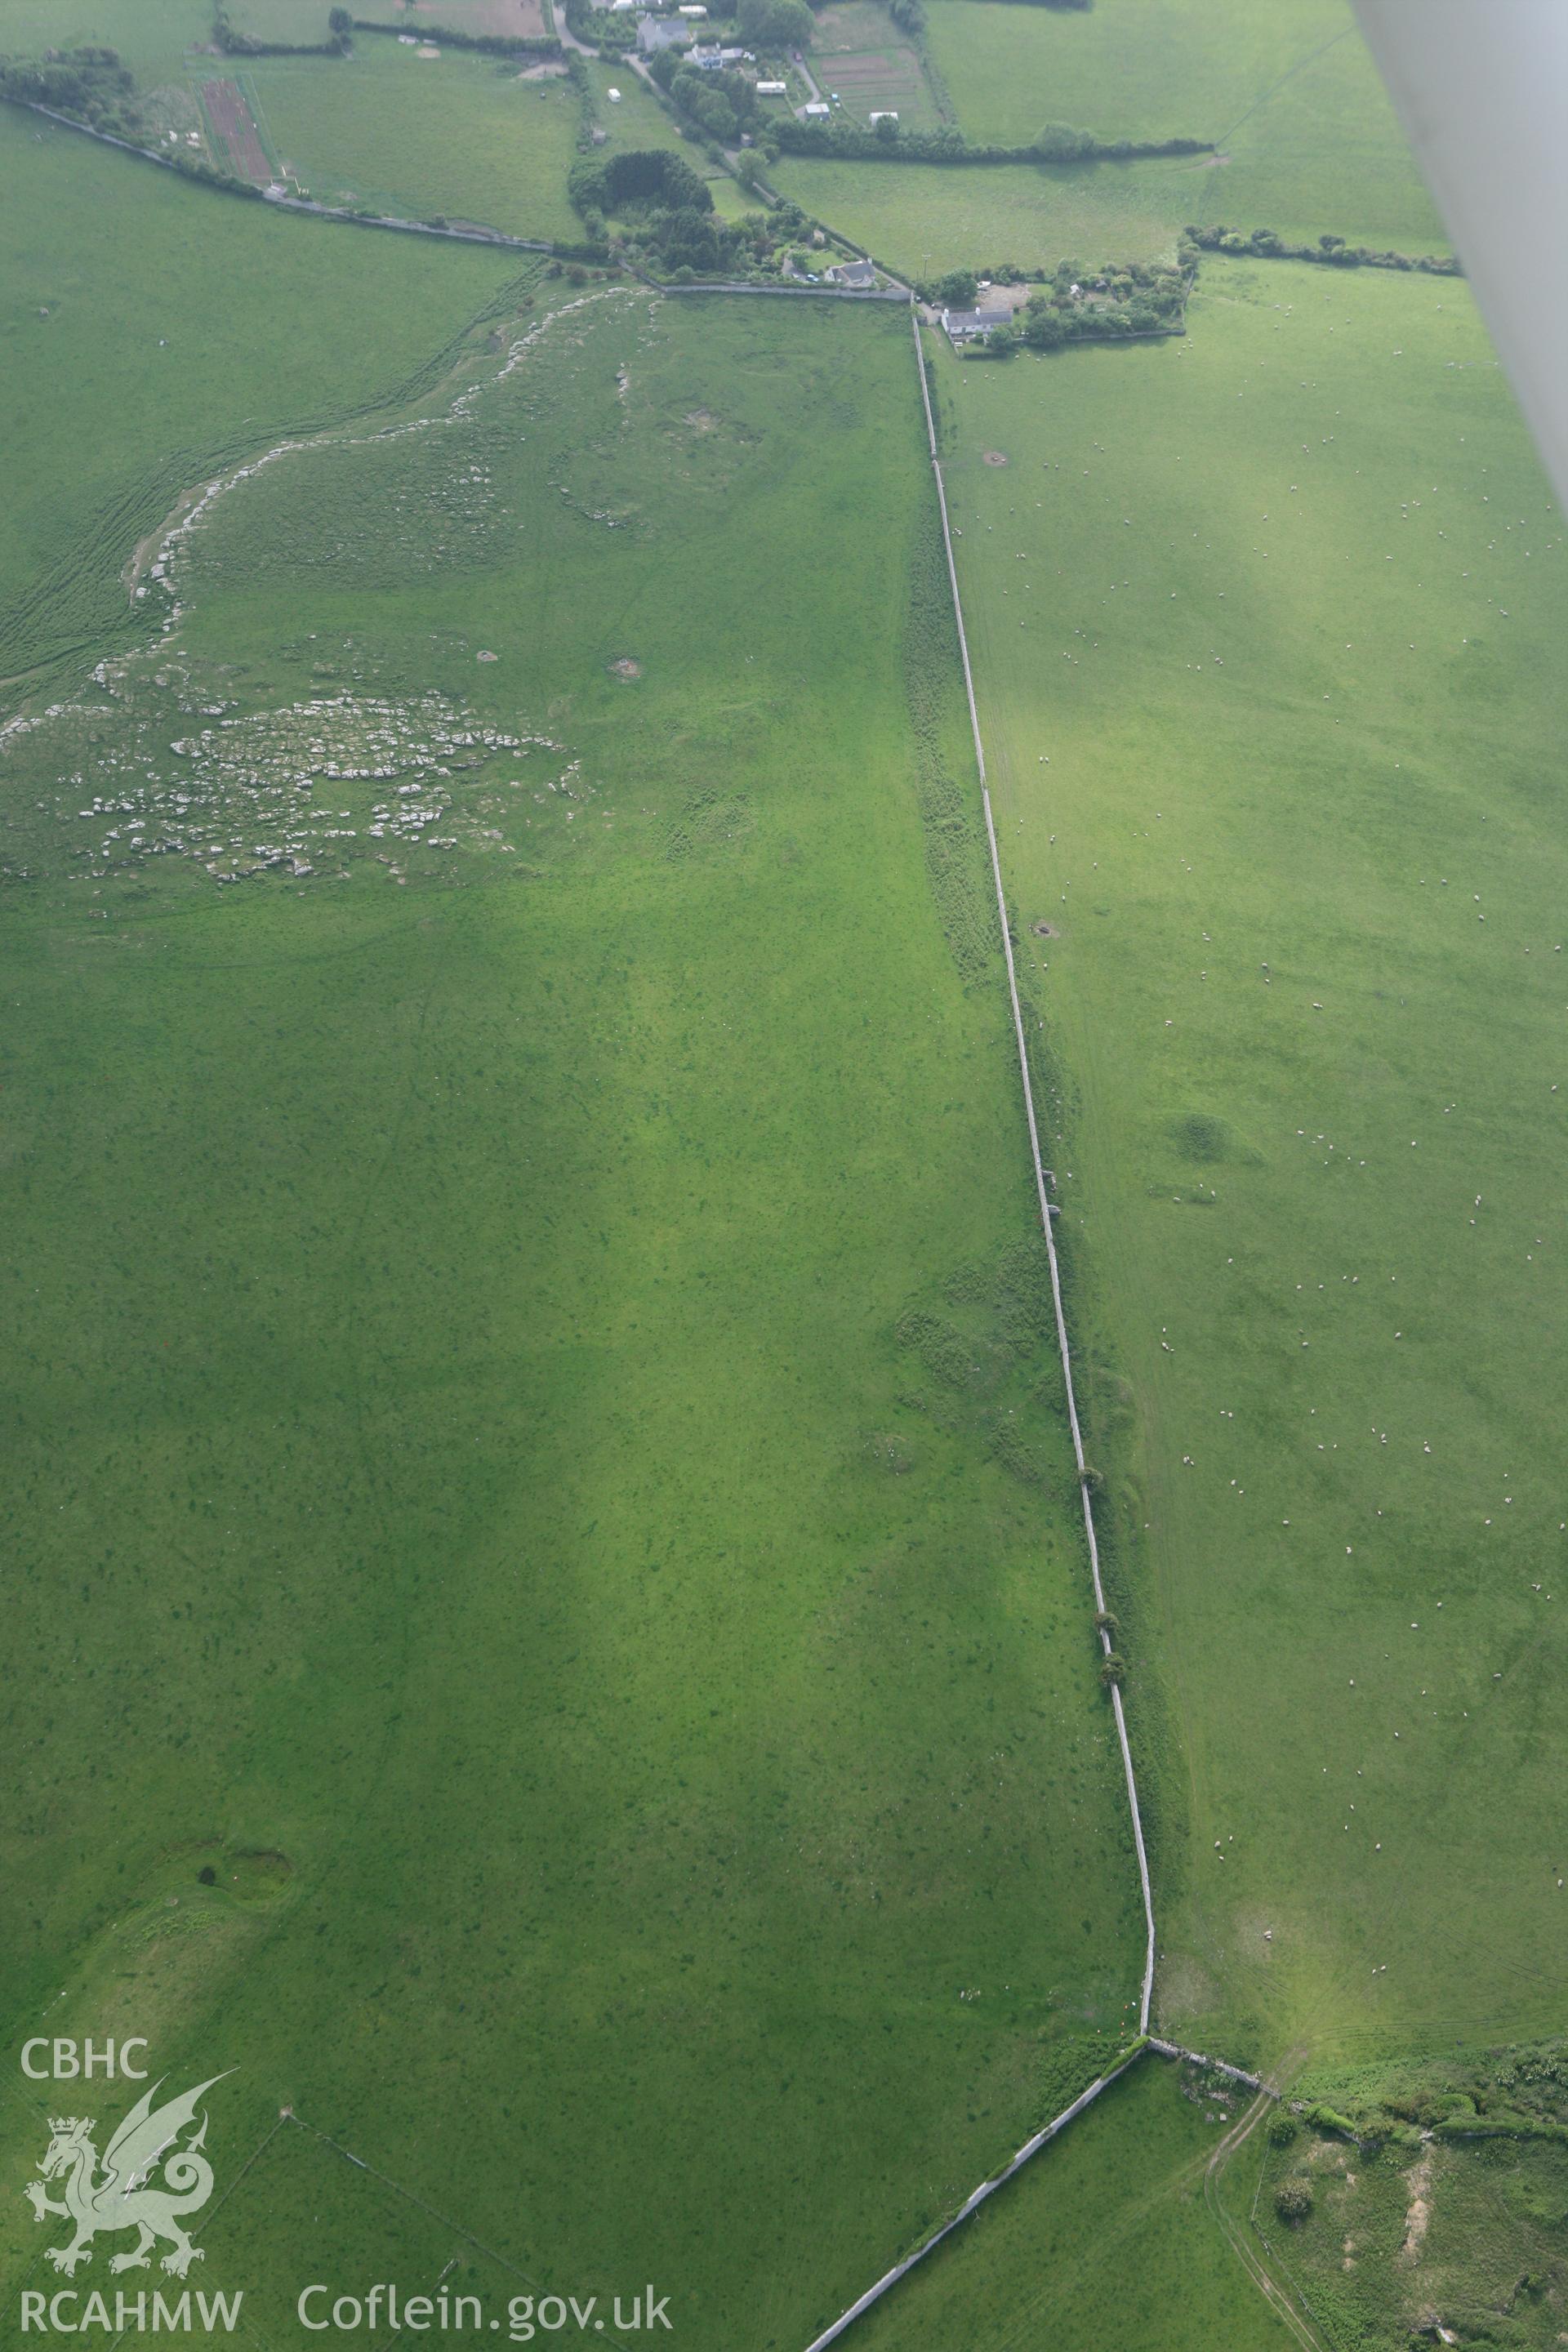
[24,2075,230,2278]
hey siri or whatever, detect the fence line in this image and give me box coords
[10,103,564,251]
[1148,2038,1274,2095]
[907,307,1156,2029]
[800,2047,1147,2352]
[659,280,908,301]
[791,305,1175,2352]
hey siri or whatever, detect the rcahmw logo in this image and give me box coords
[20,2289,243,2336]
[21,2071,237,2318]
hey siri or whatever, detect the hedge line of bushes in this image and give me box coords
[0,45,149,136]
[351,16,564,54]
[1188,222,1461,274]
[773,119,1210,163]
[213,20,345,54]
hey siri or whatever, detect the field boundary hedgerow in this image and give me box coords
[350,17,565,59]
[772,122,1212,164]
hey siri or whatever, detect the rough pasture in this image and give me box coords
[0,292,1143,2348]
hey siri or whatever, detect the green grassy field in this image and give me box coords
[8,0,1564,2335]
[923,0,1443,251]
[221,0,341,39]
[770,153,1182,277]
[0,0,209,87]
[929,256,1568,2074]
[221,0,551,37]
[857,2054,1295,2350]
[582,56,746,212]
[813,0,905,53]
[238,38,581,234]
[0,289,1148,2346]
[584,52,684,155]
[0,106,522,695]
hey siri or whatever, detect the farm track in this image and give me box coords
[1203,2072,1327,2352]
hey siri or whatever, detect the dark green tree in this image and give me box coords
[1034,119,1094,160]
[737,0,813,44]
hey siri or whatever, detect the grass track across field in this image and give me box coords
[0,105,521,696]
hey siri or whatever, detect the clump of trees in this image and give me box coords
[570,145,715,219]
[654,50,768,146]
[1033,118,1094,158]
[571,145,801,278]
[0,44,146,134]
[1274,2176,1313,2223]
[1187,221,1461,275]
[737,0,812,43]
[980,256,1187,351]
[561,0,641,48]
